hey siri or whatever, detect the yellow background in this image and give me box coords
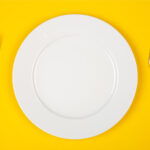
[0,0,150,149]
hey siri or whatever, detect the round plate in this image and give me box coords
[13,14,138,139]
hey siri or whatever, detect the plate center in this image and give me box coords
[33,36,116,118]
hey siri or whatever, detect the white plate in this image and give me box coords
[13,14,138,139]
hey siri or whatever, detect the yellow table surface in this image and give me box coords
[0,0,150,149]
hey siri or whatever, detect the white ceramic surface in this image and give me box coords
[13,14,138,139]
